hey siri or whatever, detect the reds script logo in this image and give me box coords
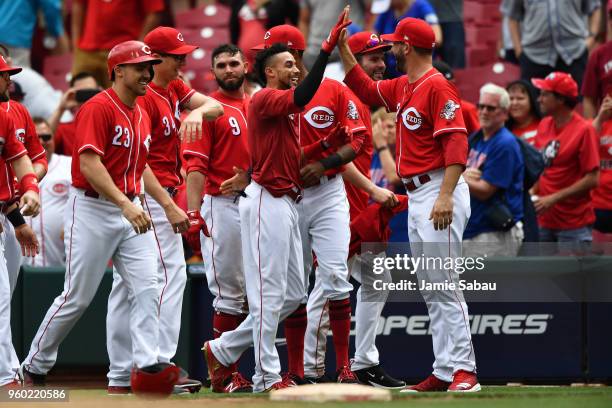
[401,107,422,130]
[304,106,335,129]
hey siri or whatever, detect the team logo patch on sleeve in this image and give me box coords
[440,100,460,120]
[346,100,359,120]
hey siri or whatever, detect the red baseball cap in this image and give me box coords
[348,32,391,55]
[252,24,306,51]
[0,55,22,75]
[144,26,198,55]
[531,71,578,99]
[380,17,436,49]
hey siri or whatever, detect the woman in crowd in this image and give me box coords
[506,80,542,145]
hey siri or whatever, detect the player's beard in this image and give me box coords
[393,51,407,74]
[216,75,245,91]
[0,90,9,102]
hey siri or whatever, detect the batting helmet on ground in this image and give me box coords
[107,40,162,80]
[130,363,180,397]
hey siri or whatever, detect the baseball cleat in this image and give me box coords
[448,370,481,392]
[18,364,46,387]
[222,372,253,393]
[353,364,406,389]
[336,366,358,383]
[400,374,451,392]
[174,367,202,394]
[264,379,290,392]
[281,372,308,386]
[303,373,333,384]
[107,385,131,395]
[201,341,233,392]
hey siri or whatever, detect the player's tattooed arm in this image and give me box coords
[143,166,190,233]
[80,152,152,234]
[180,94,224,143]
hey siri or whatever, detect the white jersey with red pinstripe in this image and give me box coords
[24,154,72,267]
[23,87,162,377]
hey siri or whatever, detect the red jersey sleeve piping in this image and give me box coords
[433,127,467,137]
[183,149,209,160]
[29,150,46,161]
[180,89,196,105]
[5,149,27,162]
[78,144,105,155]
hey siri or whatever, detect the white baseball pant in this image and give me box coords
[297,175,352,302]
[106,192,187,386]
[201,194,246,316]
[0,219,18,386]
[303,252,390,377]
[406,169,476,382]
[23,188,160,375]
[209,181,304,392]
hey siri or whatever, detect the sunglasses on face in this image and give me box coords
[477,103,499,112]
[38,134,52,142]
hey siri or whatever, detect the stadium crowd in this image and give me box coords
[0,0,611,395]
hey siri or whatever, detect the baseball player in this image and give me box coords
[24,118,72,267]
[302,31,405,389]
[20,41,185,392]
[0,55,47,294]
[202,9,352,393]
[182,43,252,392]
[104,27,222,394]
[338,18,479,392]
[0,105,41,388]
[249,23,366,385]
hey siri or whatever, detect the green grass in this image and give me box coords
[68,386,612,408]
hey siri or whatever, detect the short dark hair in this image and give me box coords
[70,71,98,87]
[555,93,578,109]
[211,44,244,65]
[412,46,432,57]
[254,43,290,85]
[32,116,49,127]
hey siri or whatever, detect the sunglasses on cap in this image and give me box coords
[38,134,52,142]
[365,35,384,50]
[476,103,499,112]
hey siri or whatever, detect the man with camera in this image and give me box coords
[463,83,525,257]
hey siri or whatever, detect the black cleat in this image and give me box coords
[18,364,46,387]
[353,364,406,390]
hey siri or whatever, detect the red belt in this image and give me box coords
[85,190,136,201]
[404,174,431,192]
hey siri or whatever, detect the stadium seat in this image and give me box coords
[181,27,231,50]
[43,53,73,91]
[453,62,521,104]
[464,2,502,24]
[466,45,498,67]
[465,25,500,48]
[184,69,217,95]
[175,3,231,30]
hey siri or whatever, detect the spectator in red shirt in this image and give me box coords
[581,1,612,119]
[71,0,165,87]
[531,72,600,243]
[506,79,541,145]
[47,72,101,157]
[591,95,612,240]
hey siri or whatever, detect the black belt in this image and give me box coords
[85,190,136,201]
[285,189,303,203]
[310,173,337,187]
[404,174,431,192]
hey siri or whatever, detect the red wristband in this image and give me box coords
[20,173,39,194]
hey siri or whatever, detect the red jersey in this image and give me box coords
[182,90,250,196]
[343,97,373,221]
[249,88,303,196]
[510,119,540,146]
[77,0,165,51]
[72,89,152,196]
[534,113,600,229]
[461,99,479,135]
[139,79,195,188]
[298,78,367,178]
[55,121,76,156]
[592,119,612,210]
[345,66,468,178]
[0,110,28,202]
[581,41,612,108]
[1,100,46,164]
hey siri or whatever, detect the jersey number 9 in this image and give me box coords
[229,116,241,136]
